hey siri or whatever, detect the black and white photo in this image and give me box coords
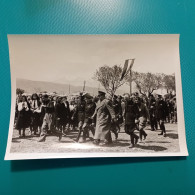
[5,34,188,160]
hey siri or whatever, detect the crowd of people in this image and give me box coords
[14,90,177,148]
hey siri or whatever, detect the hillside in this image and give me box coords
[16,78,103,95]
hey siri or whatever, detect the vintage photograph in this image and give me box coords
[5,34,188,160]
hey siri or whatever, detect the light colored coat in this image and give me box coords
[94,99,115,140]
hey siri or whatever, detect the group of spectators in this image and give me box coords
[14,90,177,148]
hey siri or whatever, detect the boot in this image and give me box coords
[143,130,147,140]
[38,135,46,142]
[158,131,163,135]
[133,133,139,145]
[139,131,143,142]
[58,133,62,141]
[93,139,100,145]
[129,143,134,148]
[22,129,26,137]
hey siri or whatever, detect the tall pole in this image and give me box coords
[129,59,135,95]
[129,69,132,95]
[83,80,86,92]
[98,83,100,91]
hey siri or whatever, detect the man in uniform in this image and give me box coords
[111,95,122,140]
[80,93,96,142]
[134,96,150,142]
[92,91,116,146]
[148,94,158,131]
[123,93,139,148]
[155,94,167,137]
[72,92,86,142]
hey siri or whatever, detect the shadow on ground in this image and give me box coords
[135,144,167,151]
[166,133,178,139]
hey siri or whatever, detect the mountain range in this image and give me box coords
[16,78,128,95]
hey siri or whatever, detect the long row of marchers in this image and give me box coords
[14,90,177,148]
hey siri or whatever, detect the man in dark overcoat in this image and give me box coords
[155,95,167,137]
[92,91,116,146]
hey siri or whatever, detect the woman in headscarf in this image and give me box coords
[15,95,30,137]
[30,93,42,135]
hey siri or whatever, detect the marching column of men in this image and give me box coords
[15,90,177,148]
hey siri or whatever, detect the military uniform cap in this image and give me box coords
[98,91,106,96]
[84,93,93,99]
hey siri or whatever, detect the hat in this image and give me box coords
[98,91,106,96]
[43,94,48,99]
[84,93,93,99]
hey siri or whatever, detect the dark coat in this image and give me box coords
[30,100,42,128]
[124,100,139,132]
[148,98,156,118]
[73,99,86,122]
[112,99,123,124]
[55,103,68,125]
[16,102,30,130]
[94,99,115,140]
[155,99,166,120]
[135,102,150,119]
[84,101,96,123]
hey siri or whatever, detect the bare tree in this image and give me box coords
[163,74,176,93]
[93,65,128,96]
[131,71,164,96]
[16,88,25,95]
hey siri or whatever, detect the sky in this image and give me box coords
[8,34,179,90]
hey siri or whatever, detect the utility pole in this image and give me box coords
[69,84,70,95]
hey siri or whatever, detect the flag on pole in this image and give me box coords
[120,59,135,81]
[120,59,129,81]
[126,59,135,73]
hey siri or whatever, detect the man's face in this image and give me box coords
[124,94,129,101]
[22,97,26,102]
[32,95,37,100]
[62,97,67,102]
[134,98,139,104]
[85,97,90,103]
[99,94,104,101]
